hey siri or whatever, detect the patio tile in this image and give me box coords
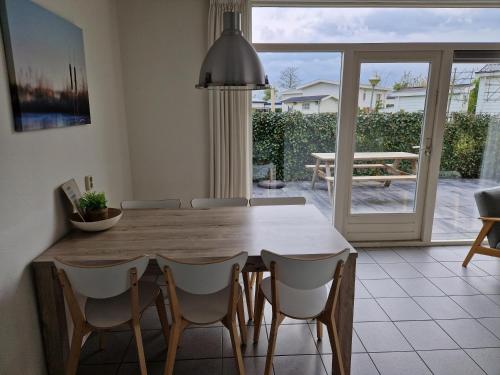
[364,249,405,263]
[269,324,319,356]
[413,296,471,319]
[450,295,500,318]
[354,299,390,322]
[462,276,500,294]
[356,264,390,280]
[273,355,327,375]
[466,348,500,375]
[376,298,431,321]
[441,262,488,277]
[354,322,412,352]
[361,279,408,298]
[395,320,459,350]
[223,357,266,375]
[370,352,431,375]
[478,318,500,338]
[436,319,500,348]
[379,263,422,278]
[80,331,132,365]
[394,278,445,297]
[473,260,500,276]
[355,279,373,299]
[411,262,455,278]
[395,248,436,263]
[429,277,481,296]
[418,349,486,375]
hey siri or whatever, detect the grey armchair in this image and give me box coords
[463,186,500,267]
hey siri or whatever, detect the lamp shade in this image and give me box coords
[196,12,268,90]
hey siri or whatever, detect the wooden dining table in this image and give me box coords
[32,204,358,375]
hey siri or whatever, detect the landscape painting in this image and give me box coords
[0,0,91,132]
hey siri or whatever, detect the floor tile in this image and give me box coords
[223,324,268,357]
[80,331,132,365]
[394,278,445,297]
[418,349,486,375]
[413,296,471,319]
[273,354,327,375]
[395,249,436,263]
[117,362,163,375]
[376,298,431,321]
[429,277,481,296]
[370,352,431,375]
[312,325,365,354]
[379,263,422,279]
[141,306,170,330]
[222,357,267,375]
[451,295,500,318]
[411,262,455,278]
[441,262,488,277]
[78,364,120,375]
[269,324,319,356]
[354,322,412,352]
[122,330,167,363]
[436,319,500,348]
[478,317,500,338]
[354,299,390,322]
[350,353,379,375]
[365,249,405,263]
[174,359,223,375]
[466,348,500,375]
[175,327,223,360]
[361,279,408,298]
[472,261,500,276]
[395,320,459,350]
[355,279,372,299]
[462,277,500,294]
[356,250,377,264]
[426,248,466,262]
[486,294,500,306]
[356,264,390,280]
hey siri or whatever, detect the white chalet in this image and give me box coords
[476,64,500,115]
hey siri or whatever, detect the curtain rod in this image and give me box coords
[252,0,500,8]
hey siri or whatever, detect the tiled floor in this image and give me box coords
[78,246,500,375]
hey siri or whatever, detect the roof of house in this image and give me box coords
[297,79,390,91]
[282,95,336,103]
[477,64,500,74]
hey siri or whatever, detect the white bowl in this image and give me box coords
[70,208,123,232]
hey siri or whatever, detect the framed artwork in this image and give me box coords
[0,0,91,132]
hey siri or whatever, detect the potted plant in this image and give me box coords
[79,191,108,222]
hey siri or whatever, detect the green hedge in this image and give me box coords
[252,111,492,181]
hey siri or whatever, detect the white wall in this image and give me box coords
[0,0,132,373]
[477,75,500,114]
[117,0,210,205]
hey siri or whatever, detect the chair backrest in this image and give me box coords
[121,199,181,209]
[190,197,248,208]
[261,249,349,290]
[249,197,306,207]
[475,186,500,248]
[156,252,248,294]
[54,256,149,299]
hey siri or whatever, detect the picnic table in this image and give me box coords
[307,152,419,196]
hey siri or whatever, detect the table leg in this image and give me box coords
[33,262,69,375]
[384,159,401,187]
[336,252,357,375]
[325,160,332,198]
[311,159,320,189]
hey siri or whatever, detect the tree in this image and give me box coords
[467,78,480,114]
[279,66,301,89]
[393,71,427,91]
[262,87,272,101]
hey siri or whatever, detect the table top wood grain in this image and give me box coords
[33,205,355,263]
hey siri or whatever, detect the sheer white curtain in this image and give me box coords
[208,0,251,198]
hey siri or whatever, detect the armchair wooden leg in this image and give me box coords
[325,318,345,375]
[131,320,148,375]
[316,320,323,341]
[228,320,246,375]
[463,220,494,267]
[264,314,283,375]
[253,289,265,344]
[155,290,171,344]
[237,295,247,346]
[66,324,86,375]
[242,272,254,321]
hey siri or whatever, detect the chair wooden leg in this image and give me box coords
[253,289,265,344]
[155,291,171,344]
[228,319,246,375]
[264,315,282,375]
[164,322,182,375]
[254,272,263,316]
[131,320,148,375]
[250,272,256,289]
[66,324,85,375]
[325,318,345,375]
[237,294,248,346]
[242,272,254,321]
[463,221,493,267]
[316,320,323,341]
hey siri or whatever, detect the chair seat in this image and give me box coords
[177,286,233,324]
[85,281,159,328]
[260,277,328,319]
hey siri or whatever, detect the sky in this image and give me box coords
[251,7,500,97]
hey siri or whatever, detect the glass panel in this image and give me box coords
[432,62,500,241]
[252,7,500,44]
[350,62,430,214]
[251,52,342,218]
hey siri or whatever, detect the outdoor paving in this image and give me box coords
[252,178,499,241]
[77,246,500,375]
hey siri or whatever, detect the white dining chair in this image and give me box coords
[121,199,181,209]
[156,252,248,375]
[190,197,248,208]
[54,256,169,375]
[253,249,350,375]
[249,197,306,206]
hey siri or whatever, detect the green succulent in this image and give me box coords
[79,191,107,210]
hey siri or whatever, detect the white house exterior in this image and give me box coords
[476,64,500,115]
[282,95,338,114]
[280,80,390,113]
